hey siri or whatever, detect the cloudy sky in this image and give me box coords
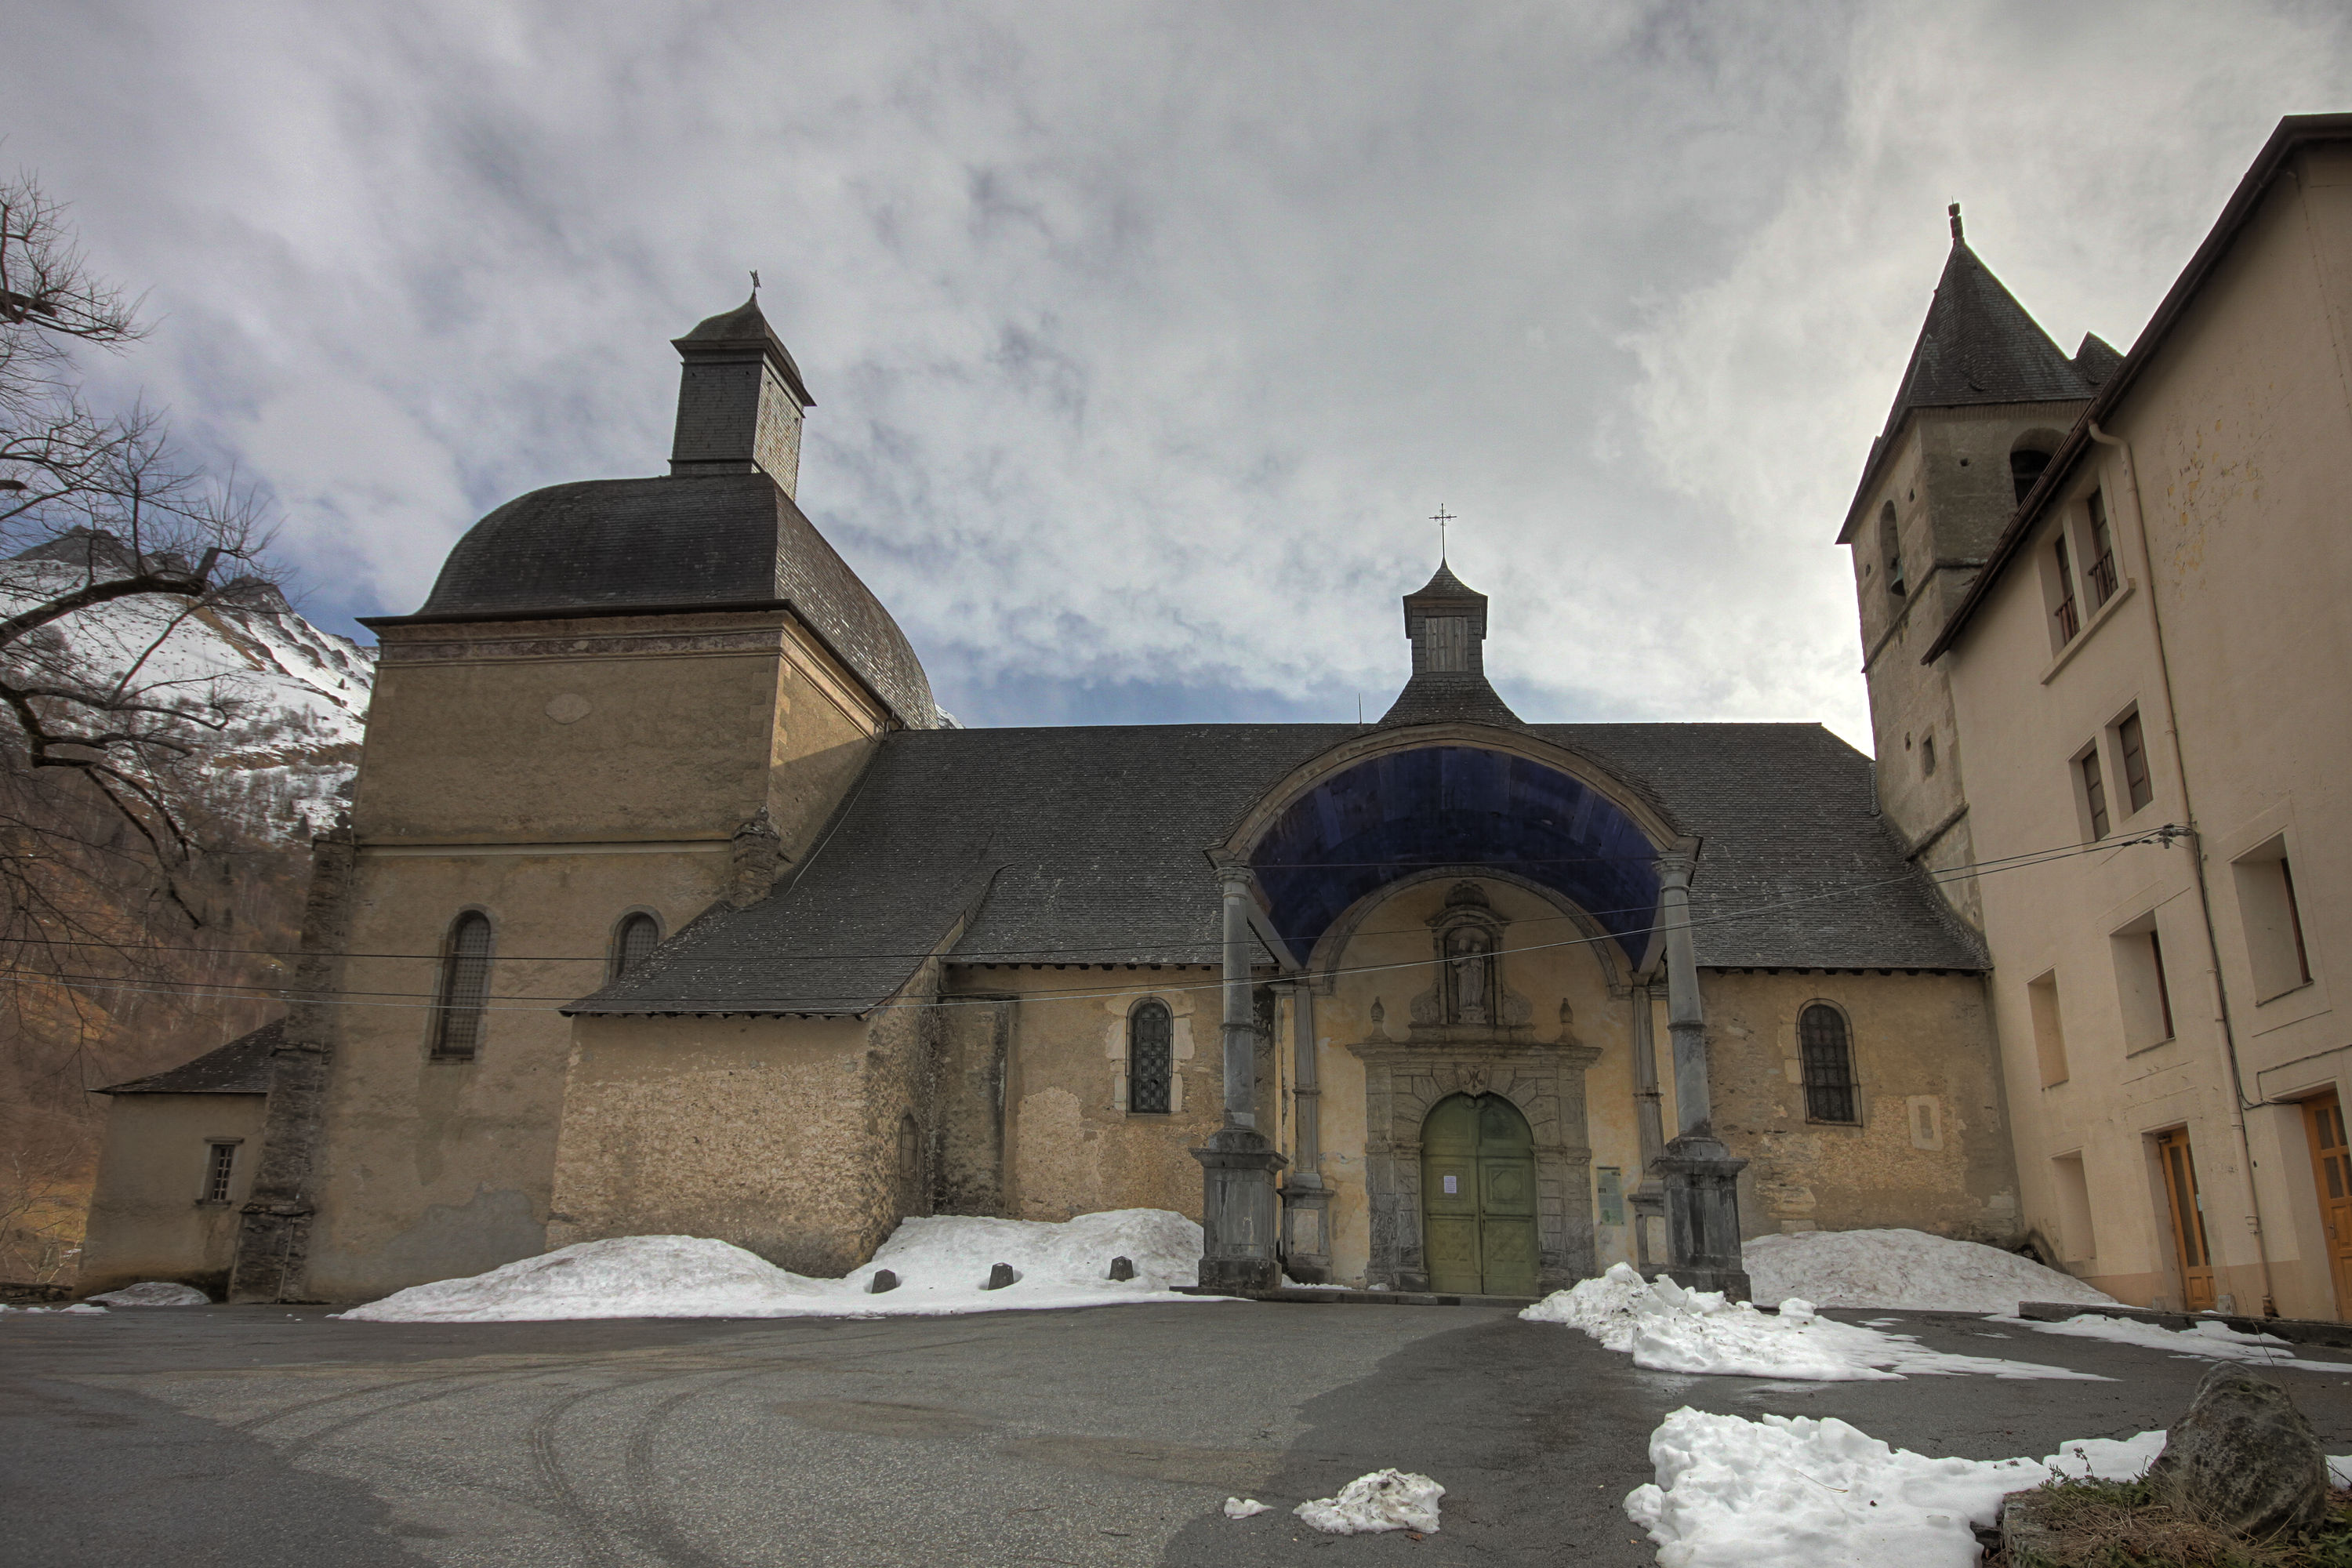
[5,2,2347,742]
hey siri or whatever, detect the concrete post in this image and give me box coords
[1282,978,1333,1282]
[1651,844,1751,1299]
[1192,857,1286,1292]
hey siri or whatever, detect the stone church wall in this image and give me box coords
[1697,968,2020,1244]
[550,1009,915,1276]
[971,966,1225,1225]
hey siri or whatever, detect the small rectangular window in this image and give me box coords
[2053,534,2081,642]
[2079,748,2110,840]
[2118,711,2152,815]
[2234,838,2315,1001]
[1921,735,1937,777]
[2052,1152,2098,1263]
[2113,918,2175,1051]
[2030,971,2069,1087]
[2085,492,2119,608]
[205,1142,236,1203]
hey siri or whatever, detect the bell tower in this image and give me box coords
[669,293,815,496]
[1839,205,2118,927]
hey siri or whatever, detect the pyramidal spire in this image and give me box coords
[1876,208,2096,440]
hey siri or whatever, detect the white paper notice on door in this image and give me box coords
[1443,1174,1457,1194]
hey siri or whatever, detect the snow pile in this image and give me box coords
[1294,1470,1444,1535]
[1628,1407,2352,1568]
[339,1210,1219,1323]
[1222,1498,1270,1519]
[88,1281,211,1307]
[2024,1312,2352,1374]
[1522,1263,2102,1381]
[1624,1408,2165,1568]
[2,1302,106,1315]
[1744,1228,2119,1313]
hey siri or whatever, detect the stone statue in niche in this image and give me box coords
[1446,925,1494,1024]
[1405,880,1533,1038]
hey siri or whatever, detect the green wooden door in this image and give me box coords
[1420,1093,1539,1296]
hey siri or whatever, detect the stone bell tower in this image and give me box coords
[1838,205,2117,927]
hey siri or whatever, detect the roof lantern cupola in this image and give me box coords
[1377,560,1524,728]
[669,291,816,497]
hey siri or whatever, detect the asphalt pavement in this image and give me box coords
[7,1299,2352,1566]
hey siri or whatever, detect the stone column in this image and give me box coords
[1192,858,1286,1291]
[1651,845,1751,1299]
[1282,979,1333,1282]
[1627,982,1668,1271]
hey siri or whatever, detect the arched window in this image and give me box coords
[1127,1000,1173,1114]
[898,1112,922,1187]
[431,911,495,1060]
[1799,1004,1857,1123]
[1878,503,1904,597]
[2010,446,2053,503]
[610,911,660,980]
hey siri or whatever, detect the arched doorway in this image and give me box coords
[1421,1093,1537,1295]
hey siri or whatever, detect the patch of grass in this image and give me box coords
[1994,1481,2352,1568]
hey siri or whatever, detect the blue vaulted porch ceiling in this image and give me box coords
[1246,746,1663,967]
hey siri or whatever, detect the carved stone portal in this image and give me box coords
[1351,882,1599,1294]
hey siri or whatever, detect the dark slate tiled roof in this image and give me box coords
[1877,239,2097,440]
[572,721,1982,1016]
[101,1018,281,1094]
[1377,672,1526,728]
[675,293,815,408]
[398,473,940,729]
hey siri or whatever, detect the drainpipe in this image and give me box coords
[2092,420,2276,1316]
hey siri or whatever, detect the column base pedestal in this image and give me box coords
[1193,1125,1288,1293]
[1280,1178,1331,1284]
[1658,1134,1750,1302]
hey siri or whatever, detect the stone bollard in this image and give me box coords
[985,1262,1016,1290]
[867,1270,898,1294]
[2146,1363,2330,1537]
[1109,1256,1135,1281]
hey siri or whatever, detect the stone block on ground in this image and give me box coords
[2145,1363,2329,1537]
[985,1262,1015,1290]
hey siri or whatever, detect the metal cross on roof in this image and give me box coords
[1431,504,1455,557]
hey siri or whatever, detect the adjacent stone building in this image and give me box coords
[89,254,2035,1306]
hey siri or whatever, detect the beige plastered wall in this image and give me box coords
[299,607,890,1298]
[78,1093,267,1298]
[1940,144,2352,1317]
[1698,969,2020,1243]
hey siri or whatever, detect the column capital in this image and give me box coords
[1210,855,1257,895]
[1651,839,1700,887]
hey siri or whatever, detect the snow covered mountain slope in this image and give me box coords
[2,534,374,837]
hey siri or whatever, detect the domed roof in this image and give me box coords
[385,471,940,729]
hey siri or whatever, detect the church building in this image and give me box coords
[82,280,2014,1308]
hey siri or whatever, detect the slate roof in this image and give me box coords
[1840,227,2101,542]
[675,293,815,408]
[1377,672,1525,728]
[380,472,941,729]
[100,1018,281,1094]
[572,720,1983,1017]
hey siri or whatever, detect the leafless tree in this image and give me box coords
[0,172,309,1231]
[2,171,281,918]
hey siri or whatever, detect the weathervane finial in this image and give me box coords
[750,268,760,293]
[1431,503,1455,560]
[1947,203,1963,242]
